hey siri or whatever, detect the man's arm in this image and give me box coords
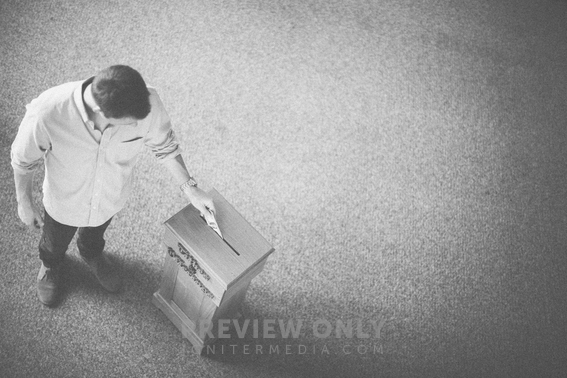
[162,154,216,216]
[143,90,216,215]
[11,101,48,231]
[13,169,44,230]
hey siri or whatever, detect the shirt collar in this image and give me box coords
[74,77,95,126]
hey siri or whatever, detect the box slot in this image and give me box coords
[199,215,240,256]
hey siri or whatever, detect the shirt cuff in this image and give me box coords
[155,144,182,162]
[11,156,42,174]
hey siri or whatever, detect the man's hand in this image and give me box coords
[183,185,216,217]
[17,200,44,231]
[13,169,43,231]
[162,154,216,216]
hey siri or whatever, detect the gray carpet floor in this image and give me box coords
[1,0,567,377]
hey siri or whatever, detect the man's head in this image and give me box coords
[91,65,151,120]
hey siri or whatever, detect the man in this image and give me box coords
[11,65,215,307]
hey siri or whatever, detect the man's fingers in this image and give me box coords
[36,215,45,228]
[31,214,44,230]
[206,203,216,216]
[195,203,208,217]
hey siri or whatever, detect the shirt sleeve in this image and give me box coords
[10,100,51,174]
[143,89,181,162]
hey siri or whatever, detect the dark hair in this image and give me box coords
[91,65,151,119]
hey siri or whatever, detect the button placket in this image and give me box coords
[88,129,111,224]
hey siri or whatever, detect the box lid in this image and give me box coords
[164,189,275,288]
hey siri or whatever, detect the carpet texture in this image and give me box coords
[1,0,567,377]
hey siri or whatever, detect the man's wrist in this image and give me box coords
[16,192,34,206]
[17,200,33,209]
[180,177,198,193]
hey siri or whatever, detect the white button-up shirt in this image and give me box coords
[11,78,181,227]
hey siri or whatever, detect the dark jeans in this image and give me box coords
[39,211,113,268]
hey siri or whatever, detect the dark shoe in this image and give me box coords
[82,253,122,293]
[37,263,61,306]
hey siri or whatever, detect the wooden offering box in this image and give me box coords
[152,189,274,353]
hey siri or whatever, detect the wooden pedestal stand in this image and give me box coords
[152,189,274,353]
